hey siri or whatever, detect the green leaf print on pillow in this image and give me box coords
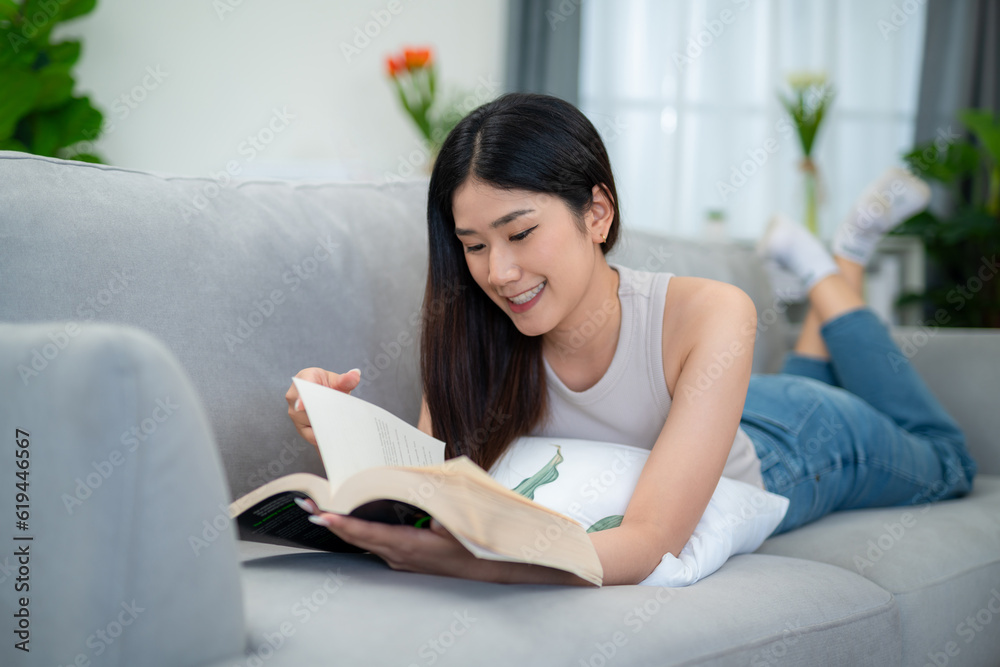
[512,444,564,499]
[586,515,623,533]
[509,443,623,533]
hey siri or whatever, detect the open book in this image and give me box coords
[228,378,603,586]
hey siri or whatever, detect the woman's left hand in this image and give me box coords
[297,499,505,583]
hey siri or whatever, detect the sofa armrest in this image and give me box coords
[890,326,1000,476]
[0,322,246,666]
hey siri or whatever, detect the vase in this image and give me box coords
[800,158,820,236]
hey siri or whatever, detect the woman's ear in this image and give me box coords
[588,183,615,239]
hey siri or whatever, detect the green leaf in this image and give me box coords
[47,39,81,66]
[25,113,59,155]
[55,0,98,23]
[21,0,97,33]
[948,141,981,174]
[904,140,978,188]
[960,109,1000,167]
[20,0,59,42]
[0,0,18,22]
[25,94,102,155]
[951,205,998,240]
[777,85,834,157]
[0,68,42,139]
[0,136,28,152]
[33,62,74,110]
[0,27,38,67]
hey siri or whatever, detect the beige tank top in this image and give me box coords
[532,263,765,490]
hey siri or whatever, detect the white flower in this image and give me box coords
[786,71,827,90]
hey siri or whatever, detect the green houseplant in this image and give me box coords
[0,0,104,162]
[778,71,835,236]
[891,109,1000,328]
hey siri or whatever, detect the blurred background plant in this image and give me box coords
[385,45,470,167]
[778,71,835,236]
[0,0,104,163]
[892,109,1000,328]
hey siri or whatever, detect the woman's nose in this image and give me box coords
[488,246,520,287]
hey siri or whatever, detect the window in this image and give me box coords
[579,0,926,242]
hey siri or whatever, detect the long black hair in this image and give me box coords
[420,92,622,472]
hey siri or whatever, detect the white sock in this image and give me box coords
[756,213,839,291]
[831,166,931,265]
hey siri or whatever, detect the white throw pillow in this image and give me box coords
[488,436,789,586]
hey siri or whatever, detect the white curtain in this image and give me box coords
[579,0,927,242]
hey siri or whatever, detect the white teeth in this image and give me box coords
[509,281,545,305]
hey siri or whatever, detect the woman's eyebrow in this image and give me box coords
[455,208,535,236]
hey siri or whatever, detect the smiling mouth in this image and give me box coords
[507,281,546,305]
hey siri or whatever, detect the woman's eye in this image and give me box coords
[464,226,535,253]
[511,226,537,242]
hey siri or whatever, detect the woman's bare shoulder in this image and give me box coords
[661,276,757,373]
[664,276,755,326]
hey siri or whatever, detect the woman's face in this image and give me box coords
[451,178,610,338]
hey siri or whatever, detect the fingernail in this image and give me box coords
[294,398,302,411]
[349,368,361,376]
[294,497,315,514]
[308,514,332,528]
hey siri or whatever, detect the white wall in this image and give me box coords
[57,0,508,180]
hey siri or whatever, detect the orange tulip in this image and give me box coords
[386,54,407,78]
[403,47,432,70]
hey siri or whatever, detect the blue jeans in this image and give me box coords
[740,307,978,536]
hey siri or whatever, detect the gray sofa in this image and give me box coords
[2,150,998,667]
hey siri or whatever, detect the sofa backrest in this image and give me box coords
[0,152,788,500]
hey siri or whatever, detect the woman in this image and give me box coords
[285,93,977,587]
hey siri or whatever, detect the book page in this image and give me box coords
[292,377,446,490]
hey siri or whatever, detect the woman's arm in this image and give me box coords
[302,500,598,586]
[605,278,758,584]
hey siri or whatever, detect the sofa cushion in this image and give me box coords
[223,541,900,666]
[755,474,1000,666]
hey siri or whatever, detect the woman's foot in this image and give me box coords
[756,213,839,291]
[831,166,931,266]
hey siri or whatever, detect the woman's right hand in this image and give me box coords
[285,367,361,448]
